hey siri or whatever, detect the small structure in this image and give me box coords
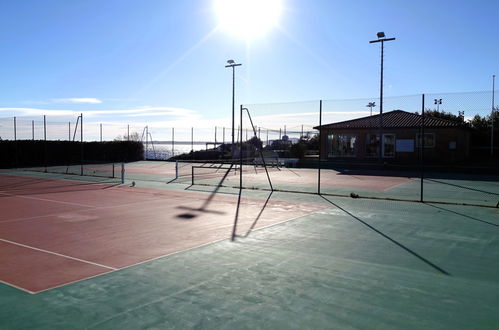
[314,110,471,163]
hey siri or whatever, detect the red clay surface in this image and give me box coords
[0,173,327,293]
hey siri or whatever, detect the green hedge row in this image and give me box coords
[0,140,144,168]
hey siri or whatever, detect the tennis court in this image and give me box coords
[1,161,498,329]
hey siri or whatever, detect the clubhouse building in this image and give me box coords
[314,110,471,163]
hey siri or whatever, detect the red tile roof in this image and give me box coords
[314,110,465,130]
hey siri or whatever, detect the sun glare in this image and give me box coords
[215,0,282,40]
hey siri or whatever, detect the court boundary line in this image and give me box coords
[0,193,190,225]
[0,191,94,208]
[0,238,117,271]
[0,279,36,294]
[27,195,330,294]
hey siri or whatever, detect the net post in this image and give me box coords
[112,163,115,178]
[121,163,125,184]
[175,160,179,179]
[192,165,194,186]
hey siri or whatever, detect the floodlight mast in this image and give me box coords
[366,102,376,116]
[225,60,242,155]
[370,32,395,161]
[434,98,442,111]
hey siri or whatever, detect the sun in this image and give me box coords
[214,0,282,40]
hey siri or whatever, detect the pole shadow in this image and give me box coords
[425,178,499,196]
[320,195,450,276]
[425,203,499,228]
[243,191,273,238]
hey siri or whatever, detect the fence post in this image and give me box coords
[172,127,175,157]
[191,127,194,159]
[420,94,425,202]
[127,124,130,141]
[100,123,102,142]
[32,120,35,140]
[68,122,71,140]
[13,117,18,167]
[44,115,47,171]
[318,100,322,195]
[80,113,84,175]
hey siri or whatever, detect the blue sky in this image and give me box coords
[0,0,498,140]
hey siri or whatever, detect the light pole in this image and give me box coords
[366,102,376,116]
[370,32,395,160]
[492,74,496,156]
[434,98,442,111]
[225,59,242,154]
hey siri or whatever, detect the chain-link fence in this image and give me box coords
[1,90,497,206]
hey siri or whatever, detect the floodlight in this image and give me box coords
[377,32,385,38]
[227,59,235,64]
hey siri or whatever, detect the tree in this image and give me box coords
[425,110,465,124]
[114,132,141,142]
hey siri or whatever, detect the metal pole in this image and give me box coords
[80,113,83,175]
[191,127,194,158]
[240,105,243,189]
[215,126,217,146]
[370,34,395,162]
[32,120,35,140]
[267,129,269,146]
[318,100,322,195]
[492,74,496,156]
[14,117,17,168]
[301,125,303,138]
[68,122,71,140]
[44,115,47,171]
[379,39,384,162]
[420,94,425,202]
[232,66,235,149]
[172,127,175,157]
[242,107,273,191]
[127,124,130,141]
[145,126,149,159]
[100,123,102,142]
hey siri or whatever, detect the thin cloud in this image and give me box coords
[53,98,103,104]
[0,106,199,119]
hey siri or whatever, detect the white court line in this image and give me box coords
[0,279,36,294]
[0,195,175,224]
[0,238,117,271]
[0,191,94,208]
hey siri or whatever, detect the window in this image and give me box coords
[328,133,357,157]
[416,133,435,148]
[365,134,380,157]
[383,134,395,157]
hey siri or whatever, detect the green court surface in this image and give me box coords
[1,181,498,329]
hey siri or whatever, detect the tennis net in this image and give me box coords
[19,163,125,183]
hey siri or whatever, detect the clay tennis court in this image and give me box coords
[0,172,327,293]
[1,162,498,329]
